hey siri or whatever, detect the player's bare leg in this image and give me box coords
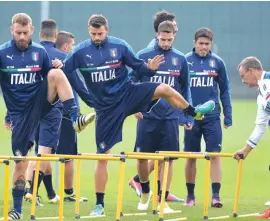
[184,159,196,206]
[210,157,222,208]
[47,69,95,133]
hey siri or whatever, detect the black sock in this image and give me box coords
[96,192,104,208]
[43,174,56,199]
[64,188,74,195]
[30,171,44,194]
[140,180,150,193]
[212,183,221,198]
[157,180,161,195]
[186,183,195,198]
[133,174,140,183]
[159,191,169,202]
[62,98,78,123]
[183,105,196,117]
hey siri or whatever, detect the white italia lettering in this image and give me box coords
[91,69,116,82]
[190,77,213,87]
[150,76,175,87]
[10,72,36,85]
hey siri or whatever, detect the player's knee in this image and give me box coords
[14,176,26,190]
[48,69,64,83]
[155,83,172,98]
[97,159,108,167]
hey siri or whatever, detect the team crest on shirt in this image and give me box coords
[32,52,39,62]
[110,48,117,58]
[209,60,216,68]
[172,57,178,66]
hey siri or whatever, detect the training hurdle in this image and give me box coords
[158,151,259,220]
[0,159,10,221]
[40,153,126,220]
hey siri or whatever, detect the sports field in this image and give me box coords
[0,98,269,221]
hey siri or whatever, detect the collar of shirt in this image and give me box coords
[40,40,56,48]
[261,71,266,80]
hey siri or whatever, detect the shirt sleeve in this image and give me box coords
[42,49,53,76]
[64,50,94,108]
[122,42,156,77]
[217,58,232,126]
[247,95,270,148]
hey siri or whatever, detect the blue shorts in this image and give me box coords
[96,82,160,153]
[134,118,179,153]
[34,107,62,154]
[56,116,78,155]
[11,77,52,158]
[184,117,222,153]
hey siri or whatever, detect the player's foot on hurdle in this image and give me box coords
[157,192,185,203]
[64,193,88,202]
[138,191,152,211]
[73,112,96,133]
[0,208,22,220]
[255,208,270,219]
[128,176,142,197]
[89,204,105,216]
[184,196,195,207]
[194,100,215,120]
[211,197,223,208]
[48,194,60,204]
[157,202,175,213]
[24,193,44,207]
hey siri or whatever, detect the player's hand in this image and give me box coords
[233,145,252,160]
[147,55,165,70]
[134,112,143,120]
[3,121,12,130]
[52,59,63,69]
[184,123,193,130]
[224,124,231,129]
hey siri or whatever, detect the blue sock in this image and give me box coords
[12,188,24,214]
[62,98,78,123]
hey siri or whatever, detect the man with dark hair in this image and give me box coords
[129,10,184,204]
[64,14,215,216]
[131,21,192,212]
[56,31,75,52]
[0,13,93,220]
[55,30,88,202]
[184,27,232,207]
[24,18,66,206]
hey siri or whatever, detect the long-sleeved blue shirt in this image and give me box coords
[0,40,52,117]
[131,41,193,122]
[186,49,232,125]
[64,36,156,111]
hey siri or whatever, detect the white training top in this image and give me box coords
[247,71,270,148]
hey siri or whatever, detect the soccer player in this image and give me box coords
[55,31,88,202]
[64,14,215,216]
[233,57,270,217]
[129,10,185,203]
[24,19,66,206]
[184,27,232,207]
[0,13,93,220]
[131,21,192,212]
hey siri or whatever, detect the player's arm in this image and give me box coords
[64,51,94,108]
[41,49,53,76]
[217,59,232,127]
[122,42,163,77]
[178,57,194,127]
[234,100,270,160]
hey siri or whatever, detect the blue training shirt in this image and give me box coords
[186,49,232,125]
[0,40,52,116]
[131,41,193,122]
[64,36,156,111]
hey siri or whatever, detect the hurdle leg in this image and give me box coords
[158,159,169,221]
[30,160,41,220]
[59,159,65,221]
[152,160,159,214]
[232,159,243,217]
[203,156,211,220]
[75,159,81,219]
[3,160,9,221]
[116,157,126,221]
